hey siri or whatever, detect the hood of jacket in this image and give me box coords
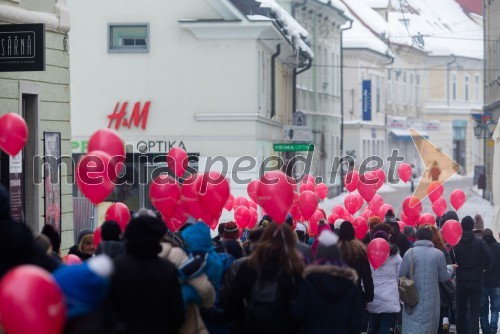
[483,234,496,245]
[459,230,475,243]
[181,222,214,253]
[304,265,358,298]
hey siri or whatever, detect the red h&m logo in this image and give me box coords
[107,101,150,130]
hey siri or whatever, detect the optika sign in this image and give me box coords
[107,101,150,130]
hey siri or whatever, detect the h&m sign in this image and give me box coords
[0,24,45,72]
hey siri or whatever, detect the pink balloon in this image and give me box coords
[309,210,324,236]
[224,194,234,211]
[198,172,230,220]
[300,182,315,193]
[316,183,328,200]
[166,147,188,178]
[0,113,28,156]
[149,175,181,219]
[247,180,259,203]
[372,169,386,189]
[256,171,294,224]
[165,217,185,232]
[76,151,115,204]
[62,254,82,265]
[419,213,436,226]
[248,200,258,210]
[367,238,390,269]
[441,219,463,246]
[378,204,394,219]
[105,202,130,232]
[428,181,444,202]
[450,189,466,211]
[300,190,318,220]
[397,221,406,232]
[301,174,316,186]
[290,192,302,220]
[0,266,65,334]
[234,206,251,229]
[398,163,412,183]
[432,197,447,217]
[361,209,373,220]
[369,194,384,215]
[357,172,378,202]
[344,170,359,193]
[344,194,361,214]
[233,196,250,210]
[352,216,369,239]
[328,213,340,224]
[402,196,422,219]
[88,128,125,165]
[354,193,364,208]
[248,207,258,229]
[93,227,101,248]
[180,174,214,223]
[333,205,348,220]
[401,211,409,225]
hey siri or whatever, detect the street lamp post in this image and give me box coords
[473,118,496,199]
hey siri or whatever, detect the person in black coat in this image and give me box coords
[291,229,363,334]
[95,220,125,259]
[480,228,500,334]
[384,210,410,257]
[453,216,494,334]
[108,211,184,334]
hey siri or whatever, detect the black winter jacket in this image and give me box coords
[290,265,363,334]
[454,230,494,281]
[346,255,374,303]
[483,235,500,288]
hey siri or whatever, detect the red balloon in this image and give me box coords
[332,205,348,220]
[256,171,294,224]
[300,190,319,220]
[352,216,369,239]
[401,211,409,225]
[402,196,422,219]
[301,174,316,186]
[166,147,188,178]
[344,170,359,192]
[361,209,373,220]
[316,183,328,200]
[367,238,390,269]
[76,151,115,204]
[300,182,315,193]
[180,174,212,223]
[372,169,386,189]
[167,202,191,232]
[432,197,447,217]
[357,172,379,202]
[248,200,258,210]
[198,172,230,220]
[419,213,436,226]
[224,194,234,211]
[398,221,406,232]
[441,219,463,246]
[233,196,250,210]
[87,128,125,175]
[0,266,65,334]
[427,181,444,202]
[166,218,184,232]
[234,206,251,229]
[405,214,420,227]
[309,210,324,236]
[0,113,28,157]
[328,213,340,224]
[290,192,302,220]
[344,194,361,214]
[93,227,101,247]
[450,189,466,211]
[247,180,259,203]
[378,204,394,219]
[105,202,130,232]
[368,194,384,215]
[398,163,412,183]
[62,254,82,265]
[149,175,181,219]
[248,207,258,229]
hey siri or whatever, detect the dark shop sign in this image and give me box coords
[0,24,45,72]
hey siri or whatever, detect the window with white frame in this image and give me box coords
[465,75,469,101]
[452,73,457,100]
[108,24,149,53]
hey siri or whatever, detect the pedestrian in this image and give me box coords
[385,210,410,257]
[212,222,226,253]
[338,221,374,331]
[228,223,304,334]
[410,163,417,193]
[69,229,95,261]
[473,214,484,238]
[403,226,416,247]
[291,229,363,333]
[452,216,494,334]
[480,228,500,334]
[109,210,184,334]
[95,220,125,259]
[362,216,383,245]
[367,231,402,334]
[295,222,313,265]
[399,227,454,334]
[41,223,63,266]
[311,220,331,257]
[428,161,441,182]
[221,221,245,260]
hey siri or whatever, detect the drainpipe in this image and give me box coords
[271,44,281,119]
[340,19,353,191]
[293,58,312,116]
[446,54,456,107]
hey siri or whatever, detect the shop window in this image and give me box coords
[108,24,149,53]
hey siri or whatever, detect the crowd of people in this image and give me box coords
[1,183,500,334]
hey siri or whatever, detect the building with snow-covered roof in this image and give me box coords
[68,0,313,218]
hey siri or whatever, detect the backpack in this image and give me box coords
[244,269,284,332]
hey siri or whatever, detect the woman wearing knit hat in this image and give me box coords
[68,229,95,261]
[221,221,246,260]
[367,231,402,334]
[291,229,363,333]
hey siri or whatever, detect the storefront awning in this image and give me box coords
[388,129,429,141]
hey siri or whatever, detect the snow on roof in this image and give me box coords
[256,0,314,58]
[343,12,393,57]
[363,0,389,8]
[247,15,273,21]
[316,0,348,13]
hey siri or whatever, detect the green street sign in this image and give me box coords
[273,143,314,151]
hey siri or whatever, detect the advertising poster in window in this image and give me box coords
[9,151,24,223]
[44,132,61,232]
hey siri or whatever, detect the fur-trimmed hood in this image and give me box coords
[304,265,359,298]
